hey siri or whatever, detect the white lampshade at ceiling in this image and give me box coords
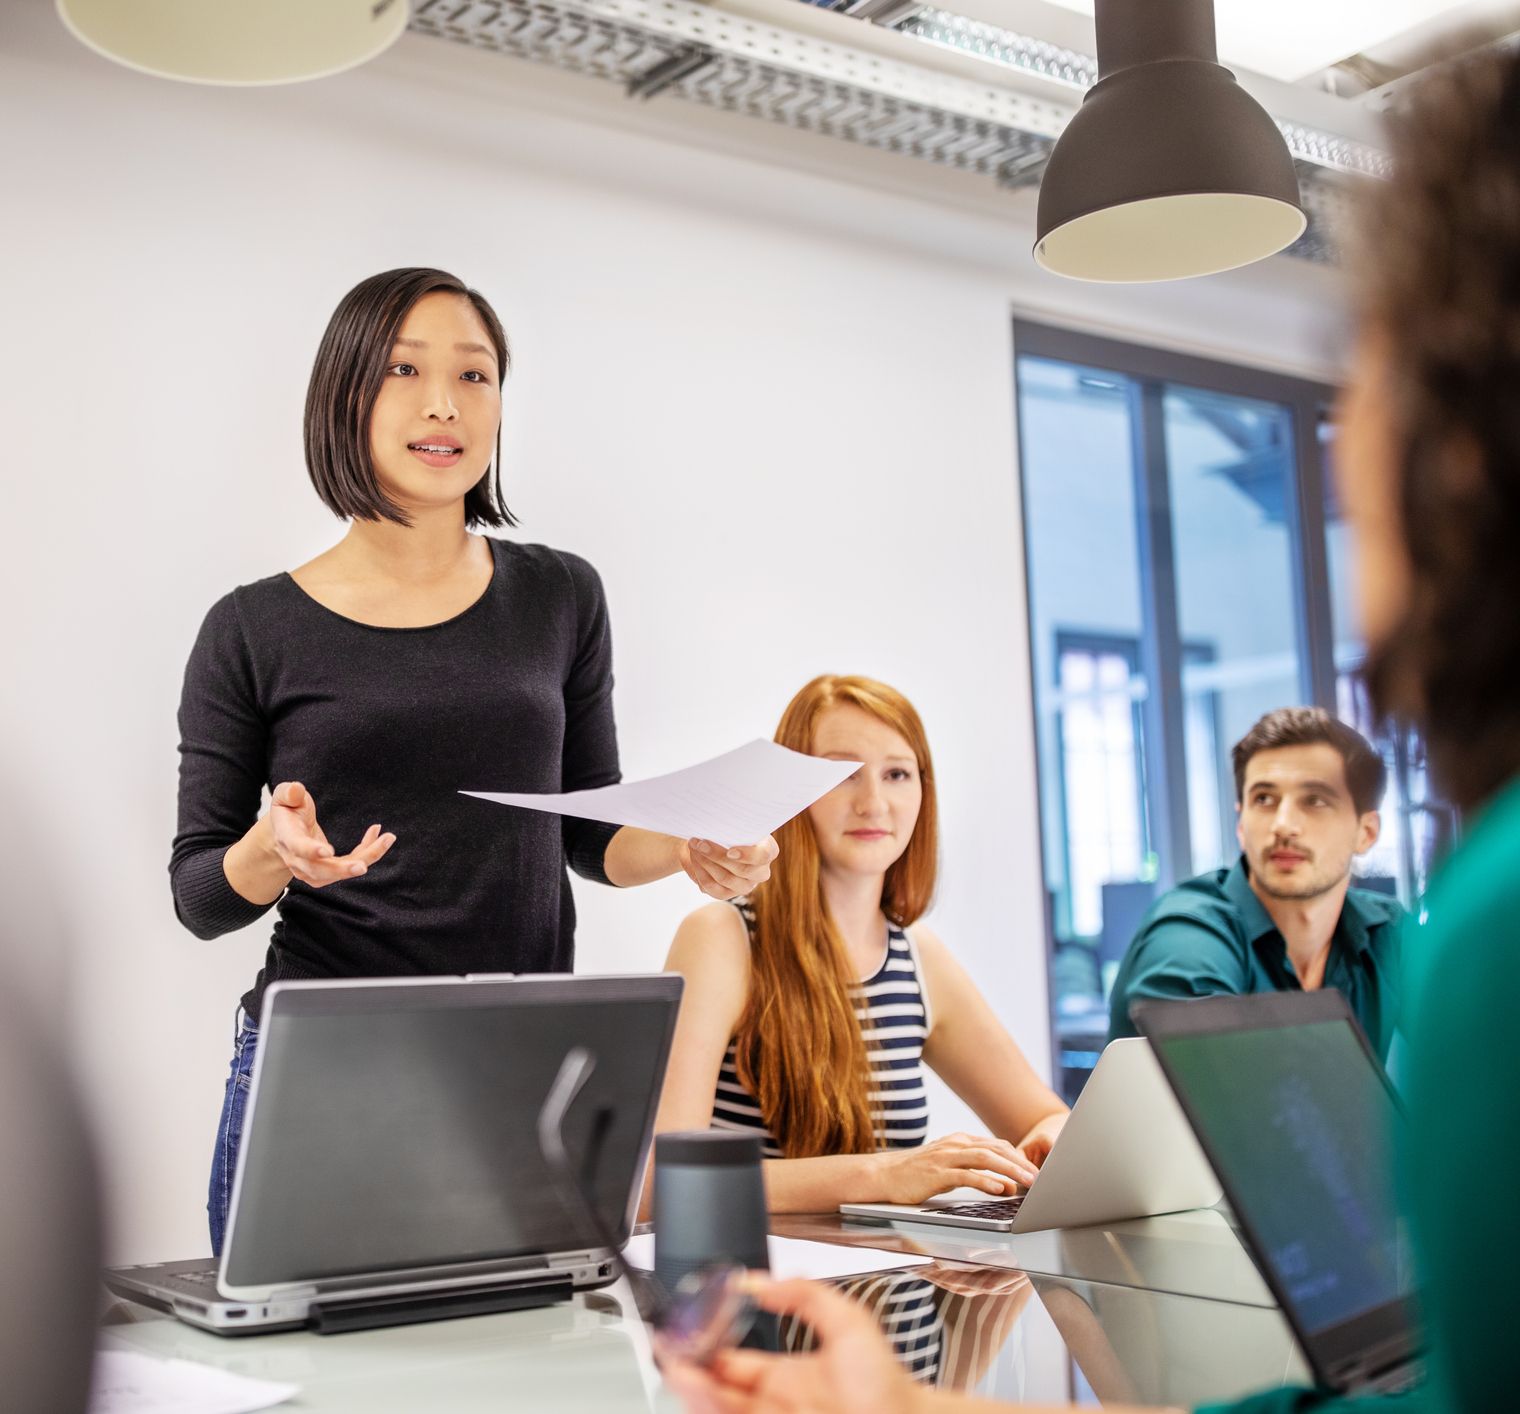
[56,0,410,86]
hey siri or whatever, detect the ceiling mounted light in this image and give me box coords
[56,0,409,86]
[1034,0,1306,282]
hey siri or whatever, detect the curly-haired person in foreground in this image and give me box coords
[663,40,1520,1414]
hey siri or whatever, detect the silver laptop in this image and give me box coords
[839,1038,1220,1234]
[106,972,681,1334]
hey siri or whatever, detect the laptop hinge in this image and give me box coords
[308,1276,574,1335]
[1331,1339,1417,1393]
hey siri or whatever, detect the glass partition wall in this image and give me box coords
[1014,322,1451,1101]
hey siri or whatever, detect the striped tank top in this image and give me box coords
[710,898,932,1157]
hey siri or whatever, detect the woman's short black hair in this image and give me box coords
[1354,48,1520,813]
[303,268,516,530]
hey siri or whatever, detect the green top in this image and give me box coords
[1107,859,1405,1060]
[1200,773,1520,1414]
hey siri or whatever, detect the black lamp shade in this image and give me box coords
[1034,2,1306,281]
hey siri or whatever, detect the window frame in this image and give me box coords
[1013,319,1339,1090]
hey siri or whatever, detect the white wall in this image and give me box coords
[0,0,1347,1263]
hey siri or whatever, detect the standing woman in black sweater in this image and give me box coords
[171,268,778,1254]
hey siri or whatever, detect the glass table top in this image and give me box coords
[100,1218,1303,1412]
[771,1206,1277,1309]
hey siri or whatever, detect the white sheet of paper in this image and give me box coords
[623,1233,930,1282]
[462,739,860,849]
[90,1350,298,1414]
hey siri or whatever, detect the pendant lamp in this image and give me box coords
[56,0,409,86]
[1034,0,1307,282]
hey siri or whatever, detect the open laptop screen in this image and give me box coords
[1148,1015,1410,1334]
[1136,989,1418,1391]
[221,975,680,1292]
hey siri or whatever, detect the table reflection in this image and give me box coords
[772,1207,1275,1308]
[767,1215,1308,1409]
[790,1262,1034,1392]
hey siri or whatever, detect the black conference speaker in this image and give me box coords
[653,1130,777,1352]
[652,1131,769,1286]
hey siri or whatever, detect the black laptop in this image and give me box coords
[1134,990,1421,1396]
[106,973,681,1334]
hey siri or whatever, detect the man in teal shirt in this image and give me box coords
[1108,707,1404,1060]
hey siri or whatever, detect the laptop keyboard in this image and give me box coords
[928,1195,1026,1219]
[1366,1363,1422,1395]
[157,1266,222,1296]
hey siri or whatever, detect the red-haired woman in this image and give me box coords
[648,675,1067,1215]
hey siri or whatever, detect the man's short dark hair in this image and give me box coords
[1231,708,1387,816]
[303,267,516,530]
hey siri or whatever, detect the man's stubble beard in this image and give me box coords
[1252,851,1352,902]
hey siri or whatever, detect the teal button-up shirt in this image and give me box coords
[1107,858,1405,1060]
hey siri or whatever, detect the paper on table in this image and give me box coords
[623,1232,930,1282]
[90,1350,298,1414]
[462,739,861,850]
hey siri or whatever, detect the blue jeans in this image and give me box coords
[207,1014,259,1257]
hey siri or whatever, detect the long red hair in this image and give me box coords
[733,675,939,1158]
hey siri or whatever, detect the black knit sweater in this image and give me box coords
[169,537,622,1021]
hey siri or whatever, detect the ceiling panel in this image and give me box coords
[1032,0,1476,81]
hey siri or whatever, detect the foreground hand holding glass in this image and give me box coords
[537,1047,757,1366]
[661,1275,943,1414]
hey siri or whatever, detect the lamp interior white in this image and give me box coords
[1034,192,1309,283]
[56,0,410,86]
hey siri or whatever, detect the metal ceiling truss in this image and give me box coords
[902,8,1391,182]
[411,0,1379,263]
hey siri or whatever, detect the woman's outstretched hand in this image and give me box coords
[679,835,779,901]
[268,782,395,888]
